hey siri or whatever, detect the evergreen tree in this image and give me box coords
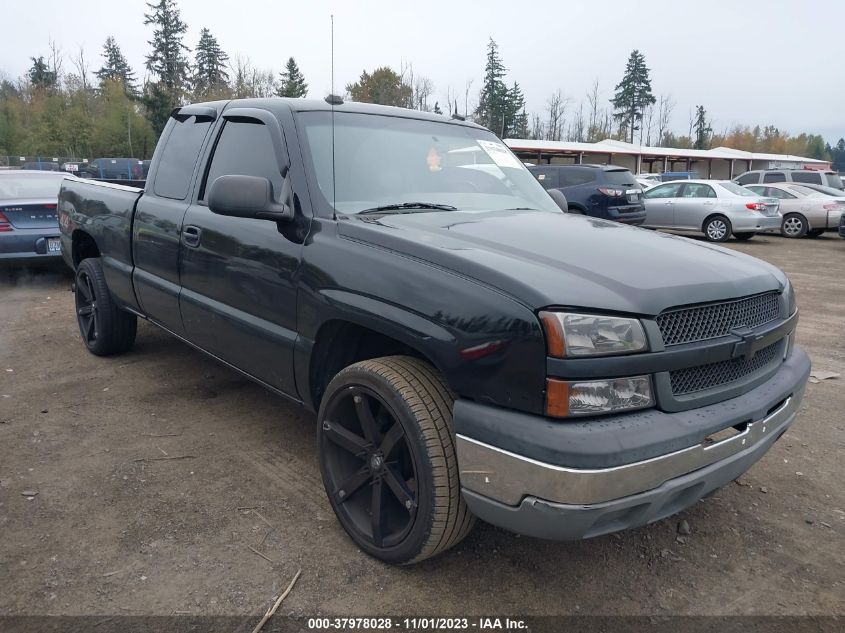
[142,81,175,136]
[475,38,508,133]
[506,82,528,138]
[276,57,308,98]
[610,49,656,144]
[95,37,138,95]
[346,67,411,106]
[693,105,712,150]
[193,28,229,97]
[29,56,57,90]
[144,0,190,92]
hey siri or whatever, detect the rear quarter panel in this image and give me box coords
[59,179,143,310]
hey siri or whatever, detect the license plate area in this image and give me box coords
[47,237,61,252]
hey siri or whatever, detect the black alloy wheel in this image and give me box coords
[74,257,137,356]
[321,386,419,550]
[318,356,474,564]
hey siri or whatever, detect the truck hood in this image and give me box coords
[337,210,786,316]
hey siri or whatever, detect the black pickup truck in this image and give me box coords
[58,98,810,564]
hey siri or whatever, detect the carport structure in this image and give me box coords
[504,138,830,180]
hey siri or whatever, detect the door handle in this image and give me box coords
[182,225,202,248]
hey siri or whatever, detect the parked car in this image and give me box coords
[660,171,697,181]
[642,179,781,242]
[636,173,662,188]
[779,182,845,199]
[745,183,845,238]
[840,209,845,238]
[734,168,844,191]
[21,161,63,172]
[0,170,68,264]
[528,164,645,224]
[58,98,808,564]
[80,157,145,180]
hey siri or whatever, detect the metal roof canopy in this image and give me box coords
[504,138,829,165]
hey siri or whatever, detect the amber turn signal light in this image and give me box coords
[545,378,570,418]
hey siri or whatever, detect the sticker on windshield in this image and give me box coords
[477,140,521,169]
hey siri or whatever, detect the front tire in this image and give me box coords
[781,213,808,238]
[733,232,755,241]
[318,356,475,564]
[74,258,137,356]
[703,216,732,242]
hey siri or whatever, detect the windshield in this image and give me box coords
[298,111,560,215]
[0,174,65,199]
[719,181,757,197]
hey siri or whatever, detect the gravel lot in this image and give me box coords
[1,233,843,617]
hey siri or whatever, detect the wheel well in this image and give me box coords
[567,204,585,213]
[309,320,435,411]
[783,211,808,224]
[702,214,730,232]
[72,230,100,267]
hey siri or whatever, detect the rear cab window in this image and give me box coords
[153,115,214,200]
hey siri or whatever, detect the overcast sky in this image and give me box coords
[3,0,844,142]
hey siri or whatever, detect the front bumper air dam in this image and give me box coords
[456,346,809,540]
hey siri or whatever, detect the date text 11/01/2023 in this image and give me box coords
[306,617,528,630]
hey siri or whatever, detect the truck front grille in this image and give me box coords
[669,340,781,396]
[656,292,780,346]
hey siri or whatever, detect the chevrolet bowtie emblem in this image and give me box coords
[729,327,762,360]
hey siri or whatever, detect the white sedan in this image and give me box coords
[745,182,845,238]
[642,180,781,242]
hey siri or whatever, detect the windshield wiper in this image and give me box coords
[358,202,458,215]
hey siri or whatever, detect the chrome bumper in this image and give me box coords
[457,392,800,507]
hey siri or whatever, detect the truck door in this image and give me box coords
[178,108,303,397]
[133,110,215,335]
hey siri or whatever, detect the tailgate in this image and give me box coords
[1,202,58,229]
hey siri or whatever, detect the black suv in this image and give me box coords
[528,164,645,224]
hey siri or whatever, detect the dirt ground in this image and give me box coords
[1,233,843,618]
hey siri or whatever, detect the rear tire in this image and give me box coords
[703,216,732,242]
[733,232,755,241]
[317,356,475,564]
[781,213,808,238]
[567,206,584,215]
[74,258,137,356]
[807,228,825,238]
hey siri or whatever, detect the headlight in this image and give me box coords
[546,376,654,417]
[539,312,648,357]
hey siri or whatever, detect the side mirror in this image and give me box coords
[208,174,292,222]
[547,188,568,212]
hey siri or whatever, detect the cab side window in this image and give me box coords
[762,172,785,183]
[201,119,285,201]
[791,171,821,185]
[682,183,716,198]
[735,173,758,185]
[644,183,683,199]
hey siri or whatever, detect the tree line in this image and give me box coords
[0,1,841,169]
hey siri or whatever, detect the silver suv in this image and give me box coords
[735,168,844,190]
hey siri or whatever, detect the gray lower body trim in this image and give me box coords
[457,389,799,507]
[463,406,795,541]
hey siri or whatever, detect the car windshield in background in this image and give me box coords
[719,181,756,197]
[603,169,636,185]
[298,111,560,215]
[0,174,65,199]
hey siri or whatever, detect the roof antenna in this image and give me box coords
[323,15,341,219]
